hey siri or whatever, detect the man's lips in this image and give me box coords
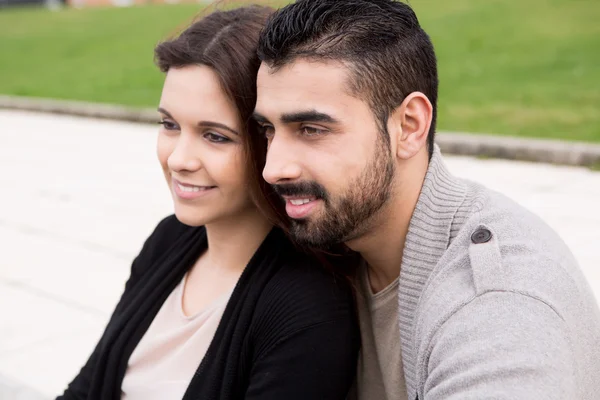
[282,195,322,219]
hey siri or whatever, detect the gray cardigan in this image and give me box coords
[400,146,600,400]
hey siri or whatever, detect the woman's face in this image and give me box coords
[157,65,254,227]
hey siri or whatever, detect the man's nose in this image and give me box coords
[263,134,303,184]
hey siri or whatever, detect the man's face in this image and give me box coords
[255,59,395,247]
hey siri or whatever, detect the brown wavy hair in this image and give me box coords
[154,4,287,229]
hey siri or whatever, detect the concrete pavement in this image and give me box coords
[1,110,599,399]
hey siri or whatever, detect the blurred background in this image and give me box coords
[1,0,599,141]
[0,0,599,398]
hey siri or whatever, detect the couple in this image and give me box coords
[58,1,600,399]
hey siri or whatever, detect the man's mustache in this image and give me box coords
[271,181,328,201]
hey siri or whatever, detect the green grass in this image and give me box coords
[0,1,599,142]
[412,0,600,142]
[0,4,204,106]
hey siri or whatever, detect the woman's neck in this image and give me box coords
[203,207,273,273]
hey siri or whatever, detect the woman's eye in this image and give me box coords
[204,132,230,143]
[301,126,325,136]
[158,120,178,131]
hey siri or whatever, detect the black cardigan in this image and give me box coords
[57,215,359,400]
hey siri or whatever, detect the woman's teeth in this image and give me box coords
[178,184,211,192]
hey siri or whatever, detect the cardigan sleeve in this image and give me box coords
[422,291,577,400]
[244,264,360,400]
[56,215,180,400]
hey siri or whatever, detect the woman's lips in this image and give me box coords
[172,179,216,200]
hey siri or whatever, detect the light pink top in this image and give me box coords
[121,274,233,400]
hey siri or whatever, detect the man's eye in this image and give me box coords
[301,126,325,136]
[260,125,275,139]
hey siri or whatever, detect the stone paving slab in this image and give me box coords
[1,110,598,398]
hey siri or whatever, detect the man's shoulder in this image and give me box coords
[444,179,578,280]
[417,181,597,339]
[411,183,600,396]
[461,183,581,292]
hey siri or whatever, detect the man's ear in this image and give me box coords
[387,92,432,160]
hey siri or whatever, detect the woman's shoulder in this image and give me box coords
[129,214,201,277]
[255,237,358,327]
[273,251,354,300]
[245,238,359,358]
[272,236,358,300]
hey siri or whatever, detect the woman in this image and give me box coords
[57,5,359,400]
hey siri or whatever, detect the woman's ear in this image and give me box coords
[388,92,432,160]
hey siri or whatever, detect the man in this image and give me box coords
[253,0,600,399]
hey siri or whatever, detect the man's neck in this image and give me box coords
[347,157,429,293]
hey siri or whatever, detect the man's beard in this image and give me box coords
[272,135,395,247]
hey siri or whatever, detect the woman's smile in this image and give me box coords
[172,178,217,200]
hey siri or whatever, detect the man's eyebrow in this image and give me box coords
[280,110,339,124]
[252,110,340,125]
[252,112,269,124]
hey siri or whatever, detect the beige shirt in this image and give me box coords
[121,274,232,400]
[351,264,408,400]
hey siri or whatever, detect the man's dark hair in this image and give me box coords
[257,0,438,158]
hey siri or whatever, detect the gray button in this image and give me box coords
[471,228,492,244]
